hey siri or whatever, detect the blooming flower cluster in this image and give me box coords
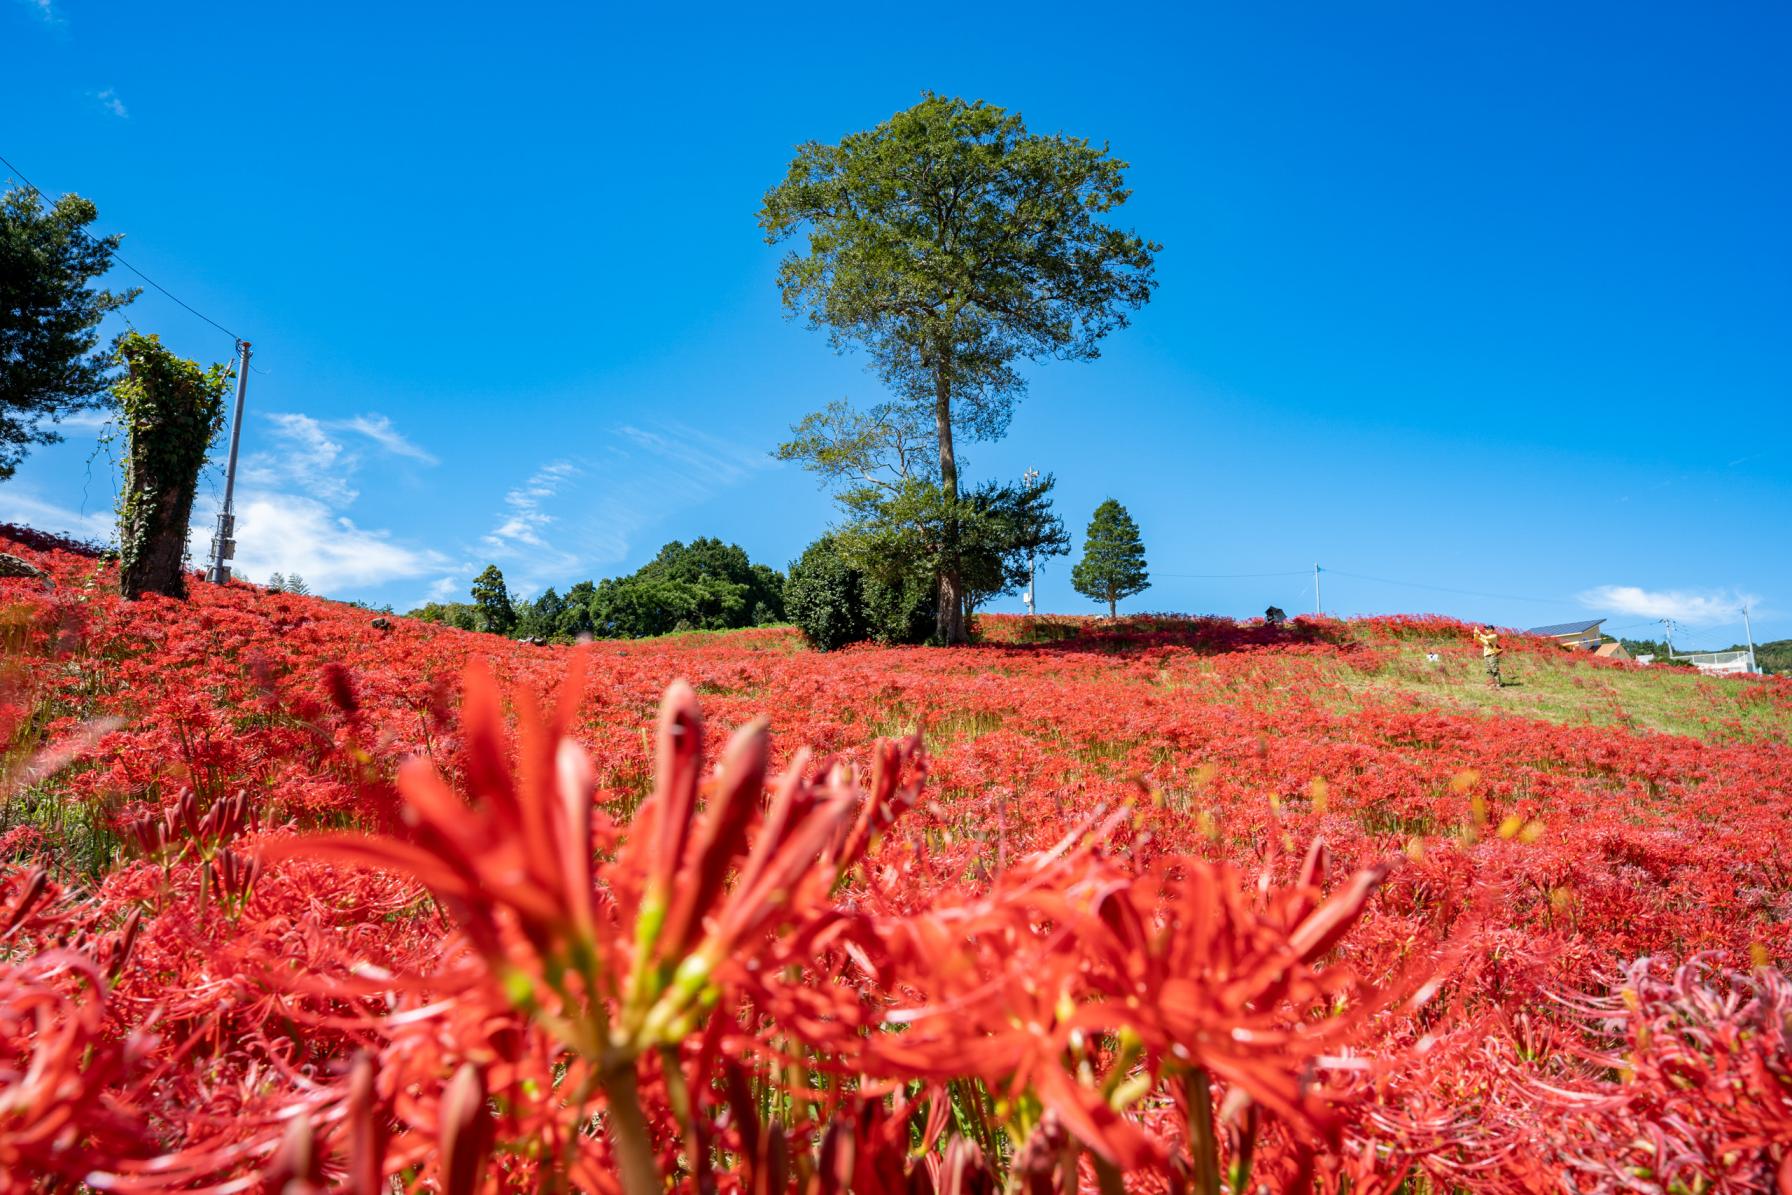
[1,526,1789,1192]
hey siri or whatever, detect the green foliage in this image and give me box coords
[443,541,786,643]
[836,474,1067,622]
[512,586,567,641]
[775,399,934,499]
[408,601,480,631]
[556,580,598,638]
[585,539,786,639]
[469,565,517,635]
[1754,640,1792,676]
[267,572,309,596]
[783,535,867,651]
[0,184,139,481]
[786,474,1064,652]
[1071,498,1150,618]
[113,332,230,600]
[761,93,1157,642]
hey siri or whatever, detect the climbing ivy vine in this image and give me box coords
[114,332,230,599]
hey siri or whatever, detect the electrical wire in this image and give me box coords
[1,151,243,344]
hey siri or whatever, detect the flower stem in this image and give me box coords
[598,1058,661,1195]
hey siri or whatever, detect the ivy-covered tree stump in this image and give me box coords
[115,332,229,600]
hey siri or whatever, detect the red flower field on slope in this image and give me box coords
[1,525,1789,1192]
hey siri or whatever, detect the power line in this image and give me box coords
[0,151,243,344]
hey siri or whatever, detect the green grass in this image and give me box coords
[1327,639,1791,743]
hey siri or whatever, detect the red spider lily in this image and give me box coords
[0,951,158,1184]
[259,654,925,1194]
[7,525,1792,1191]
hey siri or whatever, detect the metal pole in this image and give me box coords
[1314,563,1322,615]
[1661,618,1675,659]
[207,339,252,583]
[1742,604,1757,673]
[1022,467,1038,616]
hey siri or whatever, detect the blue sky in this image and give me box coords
[4,2,1788,646]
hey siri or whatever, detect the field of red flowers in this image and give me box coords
[3,524,1790,1193]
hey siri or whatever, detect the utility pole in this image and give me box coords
[1742,603,1758,673]
[1661,617,1676,660]
[206,339,252,584]
[1314,563,1323,615]
[1021,467,1038,616]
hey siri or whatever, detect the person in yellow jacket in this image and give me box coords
[1475,625,1503,688]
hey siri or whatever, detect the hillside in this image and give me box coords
[4,524,1791,1190]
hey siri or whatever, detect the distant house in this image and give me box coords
[1593,641,1632,661]
[1528,618,1606,650]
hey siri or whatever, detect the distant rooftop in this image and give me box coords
[1528,618,1605,638]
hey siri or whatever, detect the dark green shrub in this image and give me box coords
[784,536,866,651]
[863,571,936,646]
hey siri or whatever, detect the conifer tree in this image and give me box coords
[1,184,139,480]
[470,565,516,635]
[1071,499,1149,618]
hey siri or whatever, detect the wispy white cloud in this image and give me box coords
[339,414,437,464]
[210,495,445,592]
[93,88,127,118]
[420,575,460,604]
[0,488,112,544]
[241,413,357,506]
[237,410,437,509]
[1579,585,1761,627]
[56,409,115,431]
[201,409,440,593]
[18,0,55,24]
[485,460,578,551]
[475,421,773,595]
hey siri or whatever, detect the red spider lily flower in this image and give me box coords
[260,655,925,1194]
[0,951,158,1185]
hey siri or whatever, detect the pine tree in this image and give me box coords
[1071,499,1149,618]
[470,565,516,636]
[1,185,139,480]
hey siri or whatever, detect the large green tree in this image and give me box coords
[1071,499,1149,618]
[835,473,1068,626]
[470,565,517,635]
[0,185,139,480]
[761,94,1157,643]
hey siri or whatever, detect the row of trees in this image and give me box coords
[417,495,1150,649]
[411,538,786,641]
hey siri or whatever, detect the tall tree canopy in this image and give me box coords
[761,93,1157,642]
[1071,499,1150,618]
[0,184,139,480]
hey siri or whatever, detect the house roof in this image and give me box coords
[1594,642,1630,659]
[1527,618,1605,638]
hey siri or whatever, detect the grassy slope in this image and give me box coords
[1322,637,1788,743]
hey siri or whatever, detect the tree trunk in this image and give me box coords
[933,359,967,645]
[1108,594,1116,620]
[120,482,192,600]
